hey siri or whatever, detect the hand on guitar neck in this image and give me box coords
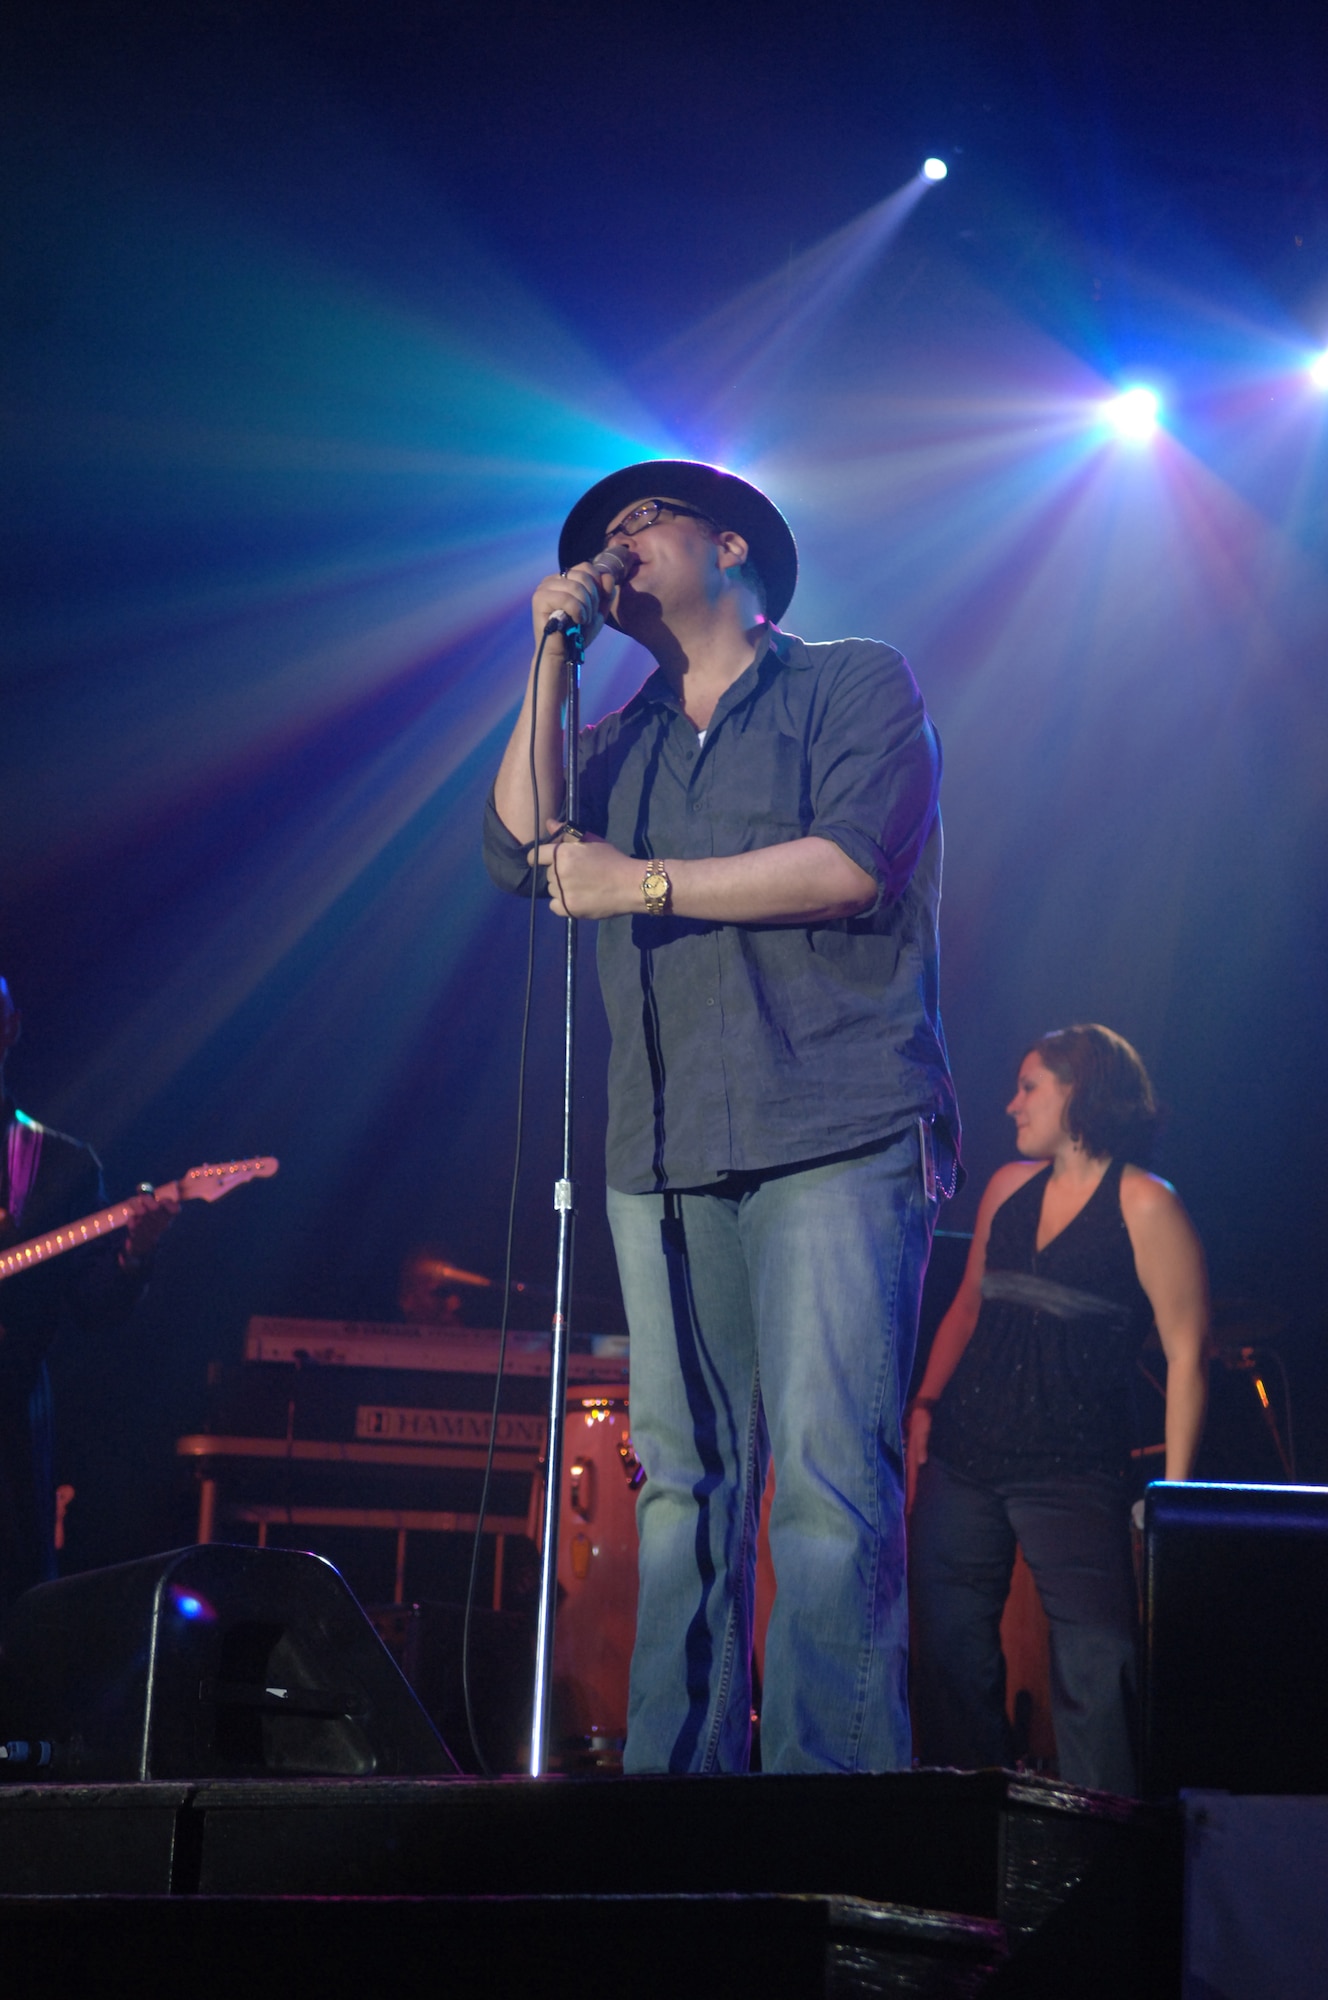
[119,1183,182,1272]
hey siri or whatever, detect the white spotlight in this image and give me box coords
[1104,385,1161,441]
[1311,349,1328,389]
[921,158,948,182]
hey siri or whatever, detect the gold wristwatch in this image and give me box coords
[641,862,671,916]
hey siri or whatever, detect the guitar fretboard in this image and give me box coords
[0,1199,143,1280]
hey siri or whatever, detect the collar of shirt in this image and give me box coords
[617,627,806,731]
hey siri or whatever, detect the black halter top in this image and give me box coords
[928,1158,1155,1482]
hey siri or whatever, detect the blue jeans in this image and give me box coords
[607,1130,936,1775]
[909,1454,1139,1794]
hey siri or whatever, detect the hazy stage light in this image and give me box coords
[1104,385,1161,440]
[921,158,948,182]
[1311,349,1328,389]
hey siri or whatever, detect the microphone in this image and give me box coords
[544,545,637,636]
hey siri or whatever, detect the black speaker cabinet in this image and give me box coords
[0,1544,456,1781]
[1142,1481,1328,1797]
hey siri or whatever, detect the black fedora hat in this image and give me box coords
[558,459,798,623]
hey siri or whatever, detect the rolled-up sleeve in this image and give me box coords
[482,790,548,898]
[805,643,941,906]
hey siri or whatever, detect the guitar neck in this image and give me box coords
[0,1158,276,1287]
[0,1186,178,1282]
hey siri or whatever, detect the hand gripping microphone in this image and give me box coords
[544,545,637,637]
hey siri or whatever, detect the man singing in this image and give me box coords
[484,461,959,1773]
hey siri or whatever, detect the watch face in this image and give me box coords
[643,864,669,911]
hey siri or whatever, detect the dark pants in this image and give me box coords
[909,1453,1138,1795]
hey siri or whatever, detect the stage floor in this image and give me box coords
[0,1767,1180,1997]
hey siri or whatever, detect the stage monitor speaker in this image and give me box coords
[0,1543,457,1781]
[1142,1481,1328,1798]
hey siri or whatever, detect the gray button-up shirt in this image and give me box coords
[485,629,960,1195]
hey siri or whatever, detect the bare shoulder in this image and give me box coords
[1119,1166,1204,1260]
[1118,1165,1209,1315]
[1118,1163,1184,1220]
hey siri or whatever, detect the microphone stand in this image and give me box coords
[529,623,583,1778]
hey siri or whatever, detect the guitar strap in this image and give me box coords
[5,1109,44,1229]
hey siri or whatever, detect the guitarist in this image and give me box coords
[0,976,176,1616]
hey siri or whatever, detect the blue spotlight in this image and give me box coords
[1104,385,1161,441]
[1311,349,1328,390]
[921,158,948,182]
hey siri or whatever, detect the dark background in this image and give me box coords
[2,0,1325,1579]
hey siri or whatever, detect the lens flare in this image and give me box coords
[921,158,948,182]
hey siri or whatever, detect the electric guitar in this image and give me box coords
[0,1157,279,1284]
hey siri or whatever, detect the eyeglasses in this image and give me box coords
[605,500,719,541]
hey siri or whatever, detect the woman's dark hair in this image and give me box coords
[1027,1023,1160,1165]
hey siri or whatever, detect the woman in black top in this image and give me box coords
[906,1024,1209,1794]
